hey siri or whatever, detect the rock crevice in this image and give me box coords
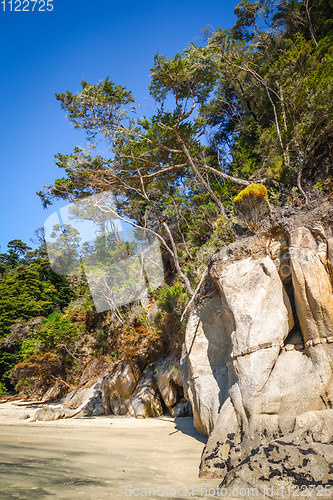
[181,205,333,489]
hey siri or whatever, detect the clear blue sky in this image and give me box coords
[0,0,237,253]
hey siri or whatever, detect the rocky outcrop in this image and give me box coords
[181,201,333,488]
[32,356,190,421]
[154,355,192,417]
[62,380,103,417]
[221,433,333,498]
[102,364,163,418]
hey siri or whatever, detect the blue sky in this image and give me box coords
[0,0,237,253]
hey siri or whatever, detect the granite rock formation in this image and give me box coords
[181,202,333,492]
[33,355,191,421]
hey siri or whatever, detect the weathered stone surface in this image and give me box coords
[219,255,294,432]
[289,227,333,395]
[41,382,66,403]
[125,367,163,418]
[221,435,333,498]
[197,253,294,471]
[327,237,333,282]
[63,381,102,417]
[199,397,242,478]
[60,389,77,406]
[294,409,333,444]
[266,232,291,283]
[154,355,183,409]
[193,215,333,485]
[101,361,141,415]
[35,360,165,421]
[181,293,233,436]
[259,349,326,436]
[33,406,77,421]
[34,381,103,420]
[170,397,192,418]
[19,413,30,420]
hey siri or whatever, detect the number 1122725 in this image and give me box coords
[1,0,53,11]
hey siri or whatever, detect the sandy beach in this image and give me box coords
[0,400,222,500]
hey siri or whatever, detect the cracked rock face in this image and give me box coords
[222,435,333,498]
[182,211,333,487]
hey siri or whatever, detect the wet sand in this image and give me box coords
[0,400,221,499]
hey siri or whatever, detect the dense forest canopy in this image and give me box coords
[1,0,333,394]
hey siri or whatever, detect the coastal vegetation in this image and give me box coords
[1,0,333,395]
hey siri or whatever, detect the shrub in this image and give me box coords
[10,352,64,397]
[234,184,268,204]
[113,324,162,363]
[233,184,270,228]
[157,282,188,318]
[29,311,83,352]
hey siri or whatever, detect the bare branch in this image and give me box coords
[305,0,318,46]
[162,221,194,295]
[173,128,226,214]
[93,201,194,295]
[297,153,309,204]
[180,266,208,321]
[199,163,251,186]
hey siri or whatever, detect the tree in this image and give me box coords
[0,239,32,268]
[201,0,333,200]
[37,48,255,295]
[0,240,74,387]
[38,0,333,300]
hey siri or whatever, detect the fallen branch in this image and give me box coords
[55,344,83,363]
[49,374,71,389]
[199,288,218,301]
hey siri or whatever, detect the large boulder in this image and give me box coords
[101,361,142,415]
[154,355,183,409]
[221,433,333,498]
[33,381,103,421]
[124,367,163,418]
[185,208,333,487]
[289,227,333,398]
[101,363,163,418]
[199,255,294,477]
[62,381,103,417]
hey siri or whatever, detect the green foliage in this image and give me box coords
[203,3,333,188]
[0,239,75,387]
[0,257,73,336]
[157,282,188,318]
[28,311,83,353]
[6,0,333,393]
[55,78,134,141]
[0,351,20,390]
[149,44,217,104]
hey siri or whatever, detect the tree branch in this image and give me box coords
[173,128,226,214]
[305,0,318,46]
[180,266,208,321]
[162,222,194,296]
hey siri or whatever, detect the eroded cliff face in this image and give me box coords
[181,201,333,494]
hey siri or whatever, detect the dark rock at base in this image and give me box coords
[220,435,333,498]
